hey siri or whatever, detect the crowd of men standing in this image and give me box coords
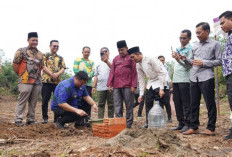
[9,11,232,139]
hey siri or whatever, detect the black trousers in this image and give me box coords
[159,88,172,120]
[145,87,160,124]
[190,78,217,131]
[53,108,86,125]
[226,74,232,111]
[134,93,144,117]
[173,83,191,127]
[42,83,57,120]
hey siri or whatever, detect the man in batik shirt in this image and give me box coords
[107,40,137,128]
[12,32,43,126]
[41,40,66,124]
[219,11,232,140]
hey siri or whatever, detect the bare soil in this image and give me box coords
[0,95,232,157]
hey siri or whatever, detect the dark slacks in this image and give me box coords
[134,93,144,117]
[226,74,232,111]
[173,83,191,126]
[42,83,57,120]
[113,88,134,128]
[145,87,160,124]
[53,108,87,126]
[190,78,217,131]
[159,88,172,120]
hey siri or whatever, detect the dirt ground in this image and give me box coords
[0,95,232,157]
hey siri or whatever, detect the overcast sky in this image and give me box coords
[0,0,231,73]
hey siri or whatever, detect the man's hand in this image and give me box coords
[131,87,136,94]
[180,55,187,61]
[53,72,60,78]
[172,52,180,61]
[138,95,143,103]
[50,73,58,81]
[91,88,96,94]
[192,60,203,66]
[169,87,173,94]
[76,109,87,116]
[92,104,98,112]
[159,89,165,98]
[108,86,113,93]
[101,56,108,63]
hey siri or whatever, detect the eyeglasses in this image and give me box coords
[179,37,187,40]
[100,50,108,56]
[53,45,59,48]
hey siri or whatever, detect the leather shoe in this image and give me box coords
[224,132,232,140]
[183,129,199,135]
[171,125,183,130]
[200,129,215,136]
[180,125,189,133]
[139,124,148,129]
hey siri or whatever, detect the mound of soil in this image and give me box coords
[0,122,92,140]
[105,128,182,152]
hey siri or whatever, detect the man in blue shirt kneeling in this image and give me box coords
[51,71,98,129]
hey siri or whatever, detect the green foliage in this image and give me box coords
[0,60,18,95]
[60,69,72,80]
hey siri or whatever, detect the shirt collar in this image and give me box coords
[179,43,190,50]
[205,38,210,43]
[50,52,57,57]
[82,57,89,61]
[27,46,38,51]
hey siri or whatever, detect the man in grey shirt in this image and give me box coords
[182,22,222,135]
[92,47,114,119]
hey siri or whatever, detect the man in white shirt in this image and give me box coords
[92,47,114,119]
[128,46,166,128]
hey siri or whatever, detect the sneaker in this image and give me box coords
[56,121,66,129]
[26,121,36,125]
[180,125,189,133]
[224,132,232,140]
[15,121,24,127]
[42,119,48,124]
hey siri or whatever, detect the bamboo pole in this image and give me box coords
[215,35,220,117]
